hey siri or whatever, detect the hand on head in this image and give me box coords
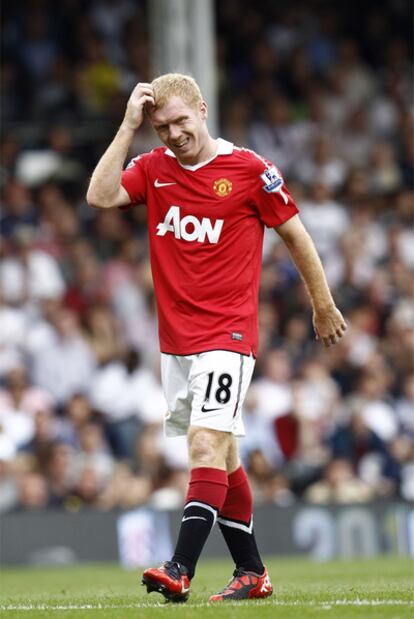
[123,83,155,131]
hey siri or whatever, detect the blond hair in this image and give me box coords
[151,73,203,111]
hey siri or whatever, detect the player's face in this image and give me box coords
[149,96,209,164]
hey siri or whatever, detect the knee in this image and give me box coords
[188,427,229,468]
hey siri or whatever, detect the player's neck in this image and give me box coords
[177,137,218,167]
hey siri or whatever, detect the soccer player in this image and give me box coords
[87,74,346,603]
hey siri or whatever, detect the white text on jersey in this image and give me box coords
[156,206,224,244]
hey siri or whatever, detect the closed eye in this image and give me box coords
[154,116,190,132]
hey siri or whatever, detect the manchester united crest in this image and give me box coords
[213,178,233,197]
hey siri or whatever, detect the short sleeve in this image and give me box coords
[249,154,299,227]
[121,155,147,204]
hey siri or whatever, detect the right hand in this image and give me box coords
[313,305,347,348]
[122,82,155,131]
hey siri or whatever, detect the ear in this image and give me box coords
[200,101,208,120]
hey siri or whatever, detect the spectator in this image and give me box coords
[0,448,19,513]
[299,182,349,264]
[17,12,59,84]
[16,472,51,510]
[0,300,27,378]
[19,410,58,475]
[249,349,293,422]
[249,94,300,174]
[293,135,348,191]
[46,442,77,507]
[338,106,375,166]
[0,365,54,417]
[0,402,35,452]
[74,421,114,484]
[246,449,293,505]
[83,304,125,365]
[329,411,390,466]
[70,467,103,508]
[0,225,66,305]
[396,374,414,438]
[30,307,96,408]
[1,180,38,239]
[305,458,375,504]
[97,462,151,510]
[89,348,165,458]
[369,141,402,195]
[292,358,340,466]
[57,393,94,448]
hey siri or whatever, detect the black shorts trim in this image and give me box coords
[233,354,244,418]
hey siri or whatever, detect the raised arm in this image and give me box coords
[86,83,155,209]
[275,214,347,347]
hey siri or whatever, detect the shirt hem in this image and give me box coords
[160,347,254,358]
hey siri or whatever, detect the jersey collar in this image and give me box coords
[164,138,233,171]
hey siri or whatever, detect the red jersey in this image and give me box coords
[121,138,298,356]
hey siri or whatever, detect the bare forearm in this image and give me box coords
[276,215,346,346]
[87,122,135,208]
[277,217,334,311]
[285,230,334,310]
[87,83,155,209]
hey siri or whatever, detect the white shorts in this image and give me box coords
[160,350,255,437]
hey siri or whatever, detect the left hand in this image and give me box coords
[313,306,347,348]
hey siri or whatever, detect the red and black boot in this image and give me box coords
[142,561,191,603]
[209,565,273,602]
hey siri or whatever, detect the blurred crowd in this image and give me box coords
[1,0,413,514]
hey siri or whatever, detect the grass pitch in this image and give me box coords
[1,556,413,618]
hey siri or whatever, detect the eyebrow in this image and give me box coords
[153,115,189,130]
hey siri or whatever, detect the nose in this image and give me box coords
[168,124,181,141]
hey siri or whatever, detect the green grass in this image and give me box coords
[0,557,413,618]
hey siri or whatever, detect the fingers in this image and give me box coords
[314,309,347,347]
[133,82,153,93]
[124,84,155,129]
[140,94,155,107]
[132,83,154,99]
[321,323,347,347]
[129,83,155,107]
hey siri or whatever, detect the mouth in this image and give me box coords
[172,137,190,150]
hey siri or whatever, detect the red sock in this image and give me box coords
[218,466,264,574]
[186,466,229,509]
[220,465,252,523]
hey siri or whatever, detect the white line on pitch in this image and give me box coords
[1,599,413,611]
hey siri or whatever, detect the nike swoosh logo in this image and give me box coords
[154,178,176,188]
[201,404,223,412]
[182,516,207,522]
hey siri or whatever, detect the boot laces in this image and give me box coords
[163,561,185,580]
[233,568,246,578]
[217,567,249,594]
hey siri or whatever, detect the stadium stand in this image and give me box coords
[1,0,413,514]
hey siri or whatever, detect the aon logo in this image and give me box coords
[156,206,224,244]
